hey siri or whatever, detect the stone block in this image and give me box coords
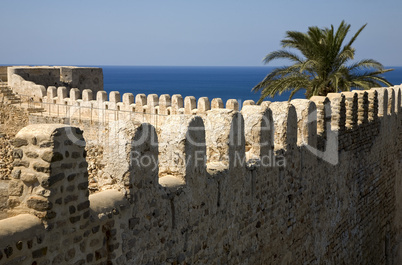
[27,196,52,211]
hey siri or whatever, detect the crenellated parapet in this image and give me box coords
[7,66,103,99]
[33,87,254,131]
[291,99,317,149]
[158,115,207,202]
[0,84,401,264]
[7,66,401,139]
[26,85,402,167]
[354,91,370,125]
[24,84,401,146]
[342,92,359,129]
[7,124,88,227]
[21,82,400,155]
[241,105,274,160]
[269,102,298,152]
[0,124,129,263]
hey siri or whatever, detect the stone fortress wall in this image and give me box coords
[0,67,401,264]
[5,66,256,125]
[25,79,249,128]
[6,66,103,101]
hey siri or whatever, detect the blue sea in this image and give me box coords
[103,66,402,105]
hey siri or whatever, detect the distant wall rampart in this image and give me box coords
[7,66,103,101]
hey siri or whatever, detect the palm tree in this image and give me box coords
[252,21,393,103]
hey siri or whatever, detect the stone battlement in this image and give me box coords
[7,66,103,101]
[6,66,400,132]
[0,66,401,264]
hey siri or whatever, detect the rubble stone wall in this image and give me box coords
[0,86,400,264]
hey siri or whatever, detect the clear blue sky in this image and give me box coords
[1,0,401,66]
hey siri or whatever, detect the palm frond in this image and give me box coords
[262,50,303,64]
[254,21,393,102]
[346,22,367,48]
[348,59,386,71]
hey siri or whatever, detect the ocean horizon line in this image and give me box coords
[1,64,401,68]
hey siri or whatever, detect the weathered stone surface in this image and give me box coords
[26,196,52,211]
[64,195,78,204]
[11,169,21,179]
[20,173,38,183]
[11,138,28,148]
[8,180,23,196]
[0,85,400,265]
[32,247,47,258]
[77,201,90,211]
[33,162,50,173]
[7,198,20,208]
[39,141,53,148]
[241,105,273,159]
[47,173,65,187]
[41,151,63,163]
[25,151,39,158]
[9,66,103,97]
[13,160,29,168]
[12,149,23,159]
